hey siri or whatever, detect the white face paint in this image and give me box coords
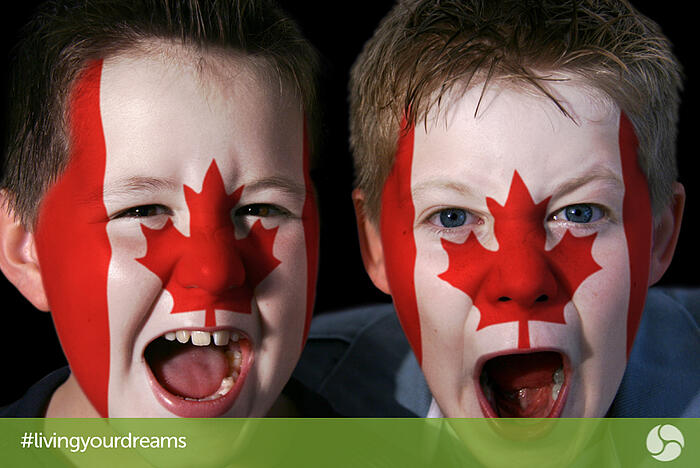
[36,49,316,417]
[380,79,647,418]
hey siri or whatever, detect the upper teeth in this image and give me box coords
[164,330,240,347]
[553,367,564,385]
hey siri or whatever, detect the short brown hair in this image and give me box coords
[1,0,319,227]
[350,0,683,221]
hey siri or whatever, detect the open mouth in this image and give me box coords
[144,329,252,417]
[478,351,568,418]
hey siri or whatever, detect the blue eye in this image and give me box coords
[440,209,466,227]
[427,208,475,229]
[553,204,603,223]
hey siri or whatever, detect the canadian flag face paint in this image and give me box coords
[438,170,603,351]
[379,79,651,417]
[33,51,317,417]
[135,159,282,327]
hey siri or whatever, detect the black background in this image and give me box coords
[1,0,697,406]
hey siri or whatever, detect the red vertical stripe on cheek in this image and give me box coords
[34,61,111,416]
[301,121,319,347]
[380,124,423,363]
[619,113,653,355]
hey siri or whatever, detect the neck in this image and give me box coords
[45,374,101,417]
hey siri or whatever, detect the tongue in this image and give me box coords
[484,352,561,417]
[146,339,229,399]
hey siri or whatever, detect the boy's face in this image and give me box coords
[32,52,318,417]
[374,81,653,417]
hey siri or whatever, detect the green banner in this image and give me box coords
[1,418,697,467]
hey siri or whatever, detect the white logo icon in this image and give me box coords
[646,424,684,462]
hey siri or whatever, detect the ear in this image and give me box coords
[0,192,50,311]
[352,188,391,295]
[648,182,685,286]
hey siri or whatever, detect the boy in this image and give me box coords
[294,0,698,417]
[0,0,319,417]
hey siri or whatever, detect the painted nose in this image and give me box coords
[174,230,245,293]
[484,246,558,309]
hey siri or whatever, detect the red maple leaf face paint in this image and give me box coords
[136,160,281,327]
[32,50,316,417]
[378,79,652,417]
[439,171,602,349]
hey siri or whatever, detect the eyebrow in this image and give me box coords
[100,176,182,204]
[96,174,308,205]
[411,179,478,203]
[549,167,624,199]
[241,176,309,200]
[410,167,623,204]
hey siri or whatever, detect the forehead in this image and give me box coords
[411,80,623,200]
[93,48,304,186]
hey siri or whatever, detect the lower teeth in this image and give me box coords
[187,376,235,401]
[182,347,243,402]
[551,382,562,401]
[551,366,564,401]
[481,365,565,416]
